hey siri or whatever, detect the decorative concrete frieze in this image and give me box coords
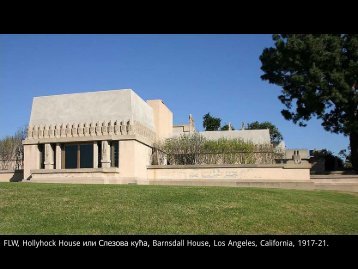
[95,122,101,136]
[120,121,125,135]
[127,120,133,135]
[34,126,38,139]
[84,123,90,136]
[102,121,108,135]
[49,125,55,138]
[108,120,114,135]
[38,125,44,139]
[89,122,95,136]
[71,123,78,137]
[27,126,33,139]
[114,120,120,135]
[43,125,49,138]
[25,119,156,141]
[55,124,61,138]
[66,123,71,137]
[33,125,38,138]
[60,124,66,137]
[78,123,84,137]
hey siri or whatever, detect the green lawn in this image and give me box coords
[0,182,357,234]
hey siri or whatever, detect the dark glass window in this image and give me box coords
[111,141,119,167]
[38,144,45,169]
[65,144,78,169]
[64,143,94,169]
[98,142,102,168]
[52,144,56,169]
[80,144,93,168]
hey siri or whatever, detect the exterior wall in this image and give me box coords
[119,140,152,183]
[30,168,129,184]
[147,164,311,186]
[173,125,191,135]
[134,141,152,182]
[29,89,155,130]
[200,129,271,145]
[24,144,40,180]
[0,170,23,182]
[146,100,173,139]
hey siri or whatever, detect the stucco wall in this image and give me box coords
[24,144,40,180]
[118,140,152,183]
[147,164,311,185]
[29,89,155,130]
[0,170,23,182]
[29,168,130,184]
[147,100,173,139]
[200,129,271,144]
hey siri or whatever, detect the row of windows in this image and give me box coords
[38,141,119,169]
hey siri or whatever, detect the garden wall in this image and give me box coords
[146,164,311,187]
[0,170,24,182]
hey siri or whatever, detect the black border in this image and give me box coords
[0,234,355,251]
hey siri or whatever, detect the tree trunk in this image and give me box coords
[350,132,358,172]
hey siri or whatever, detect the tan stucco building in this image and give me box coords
[23,89,173,184]
[22,88,314,186]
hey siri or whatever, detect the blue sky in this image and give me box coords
[0,34,349,154]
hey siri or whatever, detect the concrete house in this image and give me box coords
[23,89,173,184]
[22,88,312,185]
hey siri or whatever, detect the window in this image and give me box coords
[63,143,93,169]
[65,144,78,168]
[38,144,45,169]
[98,141,102,168]
[80,144,93,168]
[111,141,119,167]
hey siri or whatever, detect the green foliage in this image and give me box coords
[311,149,344,171]
[260,34,358,170]
[203,113,221,131]
[220,123,235,130]
[159,133,206,165]
[153,134,280,165]
[247,121,283,145]
[339,148,352,169]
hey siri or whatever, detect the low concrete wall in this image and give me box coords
[311,174,358,192]
[147,164,311,187]
[0,170,24,182]
[29,168,137,184]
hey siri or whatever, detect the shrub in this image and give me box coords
[152,134,280,165]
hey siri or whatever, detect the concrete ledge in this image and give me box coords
[29,177,138,184]
[313,183,358,192]
[148,163,311,169]
[23,134,153,147]
[149,179,315,190]
[31,168,120,174]
[311,174,358,180]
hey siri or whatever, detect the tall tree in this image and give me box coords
[247,121,283,145]
[260,34,358,171]
[203,113,221,131]
[0,126,27,169]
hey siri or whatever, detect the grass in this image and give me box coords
[0,182,357,234]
